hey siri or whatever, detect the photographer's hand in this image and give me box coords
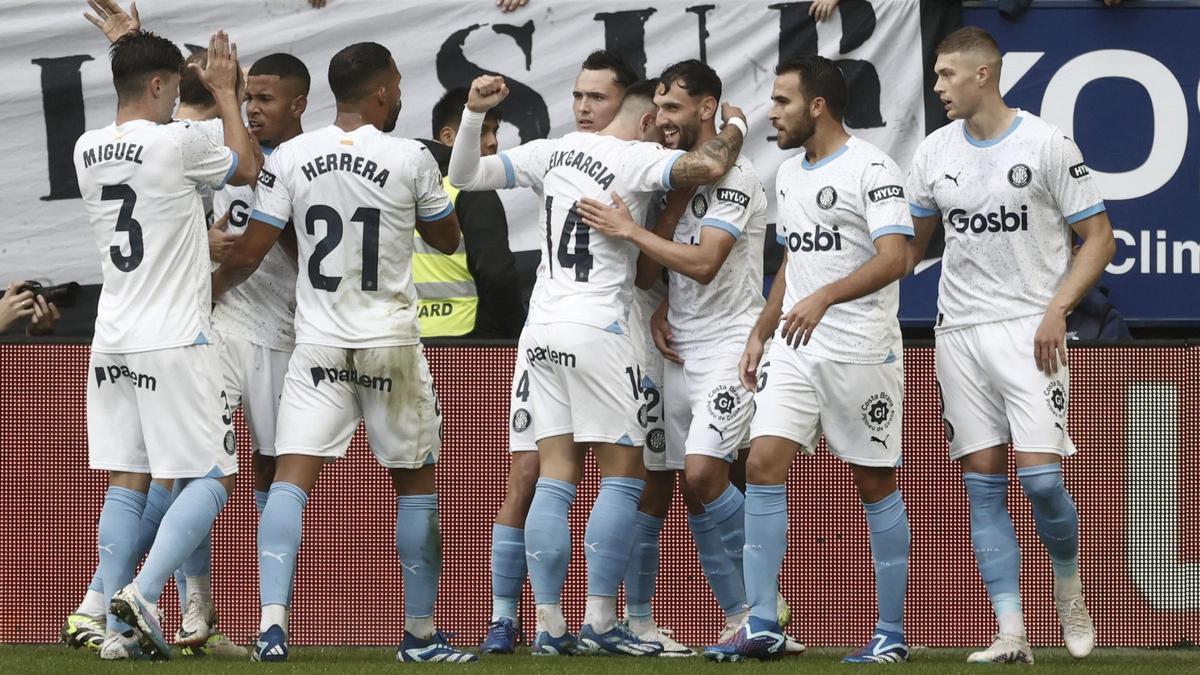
[0,282,36,333]
[27,296,61,336]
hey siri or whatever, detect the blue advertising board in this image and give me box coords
[901,3,1200,325]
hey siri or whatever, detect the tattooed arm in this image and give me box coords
[668,103,746,188]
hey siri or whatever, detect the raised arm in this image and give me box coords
[194,31,257,186]
[84,0,140,43]
[668,103,746,188]
[449,75,513,191]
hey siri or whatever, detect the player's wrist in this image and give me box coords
[461,107,487,125]
[723,116,748,137]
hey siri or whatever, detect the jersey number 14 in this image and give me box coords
[544,196,593,282]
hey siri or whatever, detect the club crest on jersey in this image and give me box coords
[1044,381,1067,417]
[861,392,895,432]
[637,403,650,429]
[707,384,742,422]
[691,193,708,218]
[1008,164,1032,188]
[223,430,237,456]
[816,186,838,210]
[1069,163,1090,179]
[512,408,532,433]
[258,168,276,188]
[646,428,666,454]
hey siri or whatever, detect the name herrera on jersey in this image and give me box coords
[300,153,390,188]
[80,142,144,168]
[547,149,615,190]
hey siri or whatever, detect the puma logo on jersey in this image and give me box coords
[870,435,889,448]
[707,423,726,440]
[944,172,961,186]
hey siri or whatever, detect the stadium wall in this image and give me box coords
[1,343,1196,648]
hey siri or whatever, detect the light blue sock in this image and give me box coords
[134,482,173,559]
[584,477,644,597]
[258,482,307,607]
[98,486,146,632]
[524,478,576,604]
[964,473,1022,620]
[704,482,747,581]
[179,533,212,582]
[1018,464,1079,579]
[745,484,787,622]
[255,489,270,514]
[687,511,746,615]
[396,494,441,619]
[88,570,103,594]
[491,524,526,621]
[864,489,910,635]
[169,481,187,604]
[624,511,665,618]
[135,478,228,604]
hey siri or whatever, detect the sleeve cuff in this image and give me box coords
[701,218,741,240]
[1065,202,1105,224]
[908,202,937,217]
[418,201,455,222]
[499,153,516,190]
[871,224,916,241]
[216,150,239,190]
[775,233,787,246]
[250,209,287,230]
[661,150,685,190]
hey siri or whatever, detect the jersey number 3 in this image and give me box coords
[101,184,143,273]
[305,205,381,292]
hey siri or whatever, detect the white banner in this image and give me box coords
[1,0,927,284]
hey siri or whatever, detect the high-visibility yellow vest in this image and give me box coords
[413,177,478,336]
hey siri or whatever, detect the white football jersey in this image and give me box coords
[776,137,912,364]
[907,110,1105,332]
[497,138,557,193]
[252,124,453,348]
[74,118,237,353]
[210,146,297,352]
[522,132,683,333]
[668,156,768,358]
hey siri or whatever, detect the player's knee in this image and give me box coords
[684,460,728,504]
[744,451,788,486]
[851,465,897,504]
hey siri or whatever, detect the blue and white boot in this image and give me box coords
[842,629,910,664]
[251,625,288,662]
[480,618,522,654]
[396,631,478,662]
[578,623,663,656]
[702,616,786,662]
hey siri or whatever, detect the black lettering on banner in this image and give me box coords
[868,185,905,202]
[716,188,750,208]
[1069,163,1090,179]
[32,55,93,201]
[686,5,716,63]
[768,1,885,129]
[437,22,550,143]
[593,9,657,78]
[258,168,276,188]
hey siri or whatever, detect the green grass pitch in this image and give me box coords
[3,645,1198,673]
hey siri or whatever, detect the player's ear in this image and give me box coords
[437,125,456,147]
[291,94,308,120]
[700,95,717,122]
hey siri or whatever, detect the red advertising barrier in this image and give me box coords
[0,344,1196,647]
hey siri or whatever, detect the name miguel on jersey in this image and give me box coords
[80,142,145,168]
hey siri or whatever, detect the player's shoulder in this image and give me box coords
[74,124,116,153]
[847,137,902,174]
[917,119,965,151]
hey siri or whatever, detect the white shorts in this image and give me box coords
[936,315,1075,460]
[508,331,537,452]
[87,345,238,478]
[639,351,675,471]
[665,351,754,464]
[751,342,903,467]
[275,343,441,469]
[523,322,645,447]
[219,335,290,457]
